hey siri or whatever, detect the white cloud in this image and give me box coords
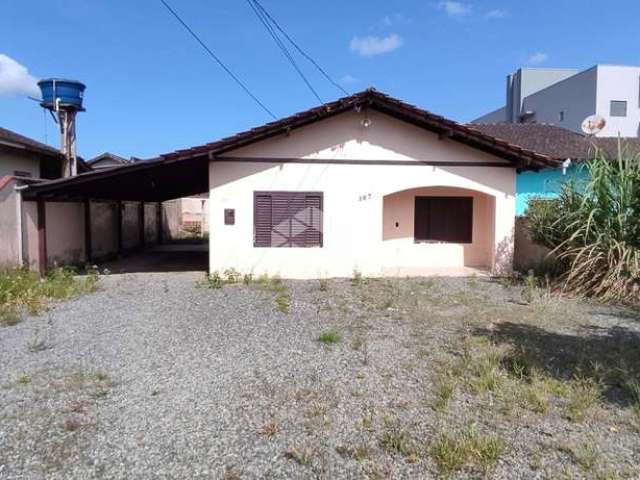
[350,34,404,57]
[340,74,359,85]
[527,52,549,65]
[0,54,39,97]
[485,8,509,19]
[381,13,411,27]
[438,1,472,17]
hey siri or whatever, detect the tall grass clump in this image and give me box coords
[527,142,640,302]
[0,267,98,325]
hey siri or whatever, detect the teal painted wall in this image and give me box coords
[516,165,588,216]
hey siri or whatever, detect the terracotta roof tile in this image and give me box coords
[0,127,61,157]
[160,89,556,170]
[468,123,640,161]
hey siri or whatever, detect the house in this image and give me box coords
[22,89,553,276]
[21,89,558,277]
[473,65,640,138]
[0,127,65,268]
[470,123,640,215]
[87,152,130,169]
[0,127,65,180]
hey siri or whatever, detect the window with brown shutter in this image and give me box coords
[254,191,323,247]
[414,196,473,244]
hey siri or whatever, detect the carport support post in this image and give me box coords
[37,199,47,275]
[139,202,145,247]
[116,201,123,255]
[84,199,92,263]
[157,202,163,245]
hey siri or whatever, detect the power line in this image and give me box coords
[251,0,349,96]
[246,0,323,104]
[158,0,276,119]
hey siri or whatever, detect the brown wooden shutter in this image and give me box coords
[414,196,473,243]
[254,194,272,247]
[414,197,429,242]
[254,192,323,248]
[304,194,323,247]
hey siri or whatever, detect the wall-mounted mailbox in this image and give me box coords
[224,208,235,225]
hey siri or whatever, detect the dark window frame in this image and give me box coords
[414,196,473,244]
[253,191,323,248]
[610,100,627,117]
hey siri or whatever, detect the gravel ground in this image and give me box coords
[1,273,639,479]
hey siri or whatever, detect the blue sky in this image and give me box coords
[1,0,639,159]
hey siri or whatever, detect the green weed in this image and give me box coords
[318,330,342,345]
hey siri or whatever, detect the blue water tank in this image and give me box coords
[38,78,86,110]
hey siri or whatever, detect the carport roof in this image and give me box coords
[22,154,209,202]
[23,89,557,202]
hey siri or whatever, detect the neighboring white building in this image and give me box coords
[473,65,640,138]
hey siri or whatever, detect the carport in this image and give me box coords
[22,155,209,274]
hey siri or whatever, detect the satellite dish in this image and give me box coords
[581,114,606,135]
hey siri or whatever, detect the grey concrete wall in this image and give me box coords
[509,68,578,122]
[513,217,553,272]
[521,67,598,134]
[161,200,182,242]
[46,202,86,267]
[23,201,39,271]
[0,179,20,268]
[472,106,506,124]
[91,202,118,261]
[144,203,159,244]
[12,197,165,272]
[121,202,141,250]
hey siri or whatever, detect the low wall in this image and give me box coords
[0,178,20,268]
[161,199,182,241]
[91,202,118,261]
[18,199,164,272]
[46,202,86,266]
[144,203,159,244]
[122,202,141,251]
[513,217,553,272]
[4,195,185,272]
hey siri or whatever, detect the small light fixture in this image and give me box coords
[361,109,371,128]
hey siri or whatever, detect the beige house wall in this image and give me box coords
[209,110,516,278]
[382,187,495,273]
[0,149,40,178]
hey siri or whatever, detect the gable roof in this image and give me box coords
[469,123,640,162]
[88,152,129,166]
[22,90,567,202]
[161,89,557,170]
[0,126,61,157]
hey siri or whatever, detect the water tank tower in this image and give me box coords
[38,79,86,177]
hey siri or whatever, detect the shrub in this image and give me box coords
[429,426,506,475]
[207,271,224,289]
[0,267,98,324]
[527,144,640,302]
[275,293,290,314]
